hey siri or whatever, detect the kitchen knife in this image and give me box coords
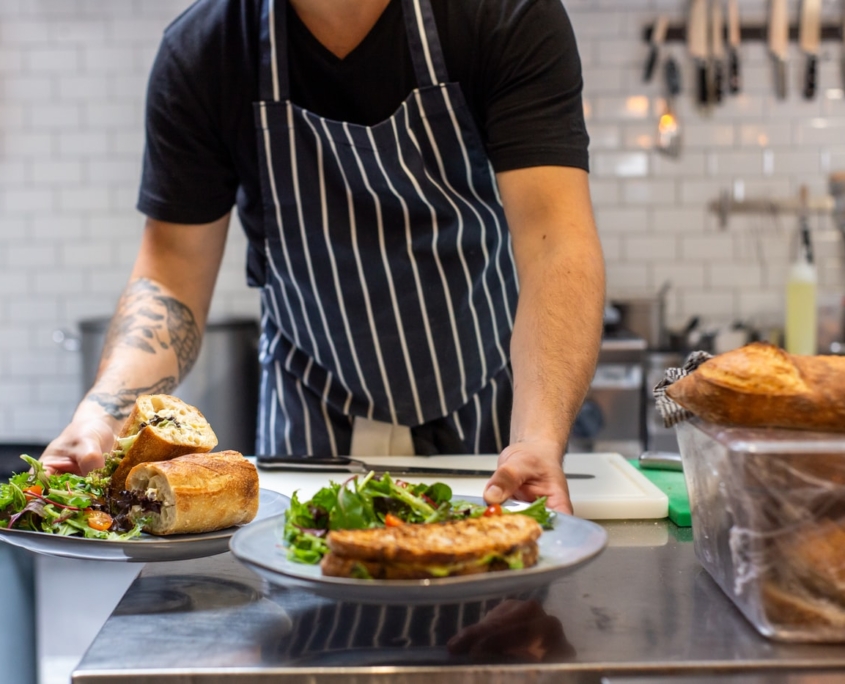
[769,0,789,100]
[727,0,742,94]
[255,456,596,479]
[688,0,710,107]
[711,0,726,103]
[644,15,670,83]
[799,0,822,100]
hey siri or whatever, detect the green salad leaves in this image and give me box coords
[0,456,143,540]
[283,471,554,565]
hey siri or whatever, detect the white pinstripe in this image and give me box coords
[260,108,301,350]
[346,125,424,424]
[411,0,438,85]
[414,89,498,378]
[384,117,448,414]
[400,103,468,405]
[489,376,502,452]
[404,97,487,384]
[268,0,280,101]
[273,360,292,454]
[285,102,322,361]
[319,369,338,456]
[442,86,515,337]
[472,392,482,454]
[318,118,379,420]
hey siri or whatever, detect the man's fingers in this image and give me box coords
[483,463,524,505]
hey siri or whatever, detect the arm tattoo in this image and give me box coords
[88,378,177,420]
[93,278,202,414]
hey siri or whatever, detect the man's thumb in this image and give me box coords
[484,465,521,505]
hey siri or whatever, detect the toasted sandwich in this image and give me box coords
[104,394,218,496]
[321,514,543,580]
[122,450,259,535]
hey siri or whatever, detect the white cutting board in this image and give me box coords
[256,452,668,521]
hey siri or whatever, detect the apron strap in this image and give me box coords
[401,0,450,87]
[259,0,290,102]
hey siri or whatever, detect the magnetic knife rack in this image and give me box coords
[709,190,836,228]
[643,23,845,43]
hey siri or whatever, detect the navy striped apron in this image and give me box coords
[253,0,518,456]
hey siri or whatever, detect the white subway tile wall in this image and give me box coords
[0,0,843,442]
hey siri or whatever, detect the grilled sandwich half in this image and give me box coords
[321,514,543,580]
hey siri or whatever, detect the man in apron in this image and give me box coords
[41,0,604,514]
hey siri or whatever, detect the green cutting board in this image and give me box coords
[628,460,691,527]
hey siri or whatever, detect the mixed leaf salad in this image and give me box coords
[284,471,554,564]
[0,455,149,540]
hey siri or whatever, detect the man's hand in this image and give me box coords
[483,440,572,515]
[40,417,117,476]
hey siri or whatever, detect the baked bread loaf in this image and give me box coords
[666,342,845,432]
[321,514,542,580]
[761,580,845,630]
[107,394,218,496]
[124,450,258,535]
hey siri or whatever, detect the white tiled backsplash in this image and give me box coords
[1,0,844,442]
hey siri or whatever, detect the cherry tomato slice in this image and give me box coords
[23,485,43,500]
[384,513,404,527]
[87,511,114,531]
[483,504,503,517]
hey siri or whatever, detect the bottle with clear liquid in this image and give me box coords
[785,199,817,355]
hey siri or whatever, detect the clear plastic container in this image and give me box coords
[676,419,845,642]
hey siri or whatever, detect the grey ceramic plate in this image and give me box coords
[0,489,286,562]
[229,495,608,605]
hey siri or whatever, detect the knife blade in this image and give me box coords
[711,0,726,103]
[769,0,789,100]
[688,0,710,107]
[800,0,822,99]
[727,0,742,94]
[255,456,595,479]
[644,15,669,83]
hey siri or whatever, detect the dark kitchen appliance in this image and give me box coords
[56,318,260,455]
[570,331,647,459]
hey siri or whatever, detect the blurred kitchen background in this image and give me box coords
[2,0,845,457]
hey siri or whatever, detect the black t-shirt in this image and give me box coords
[137,0,589,240]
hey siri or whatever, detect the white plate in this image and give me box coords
[229,495,608,605]
[0,489,286,562]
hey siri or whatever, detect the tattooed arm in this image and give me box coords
[41,215,231,475]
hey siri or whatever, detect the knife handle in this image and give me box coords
[774,59,788,100]
[697,62,709,106]
[728,49,741,94]
[804,55,818,100]
[643,46,659,83]
[712,60,724,104]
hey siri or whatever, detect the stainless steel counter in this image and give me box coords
[71,520,845,684]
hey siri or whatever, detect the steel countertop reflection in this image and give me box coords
[71,520,845,684]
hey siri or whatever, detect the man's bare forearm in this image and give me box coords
[509,230,605,455]
[81,277,202,423]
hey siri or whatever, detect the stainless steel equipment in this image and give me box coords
[571,332,647,458]
[644,351,684,453]
[71,525,845,683]
[56,317,260,455]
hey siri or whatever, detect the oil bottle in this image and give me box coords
[785,188,817,355]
